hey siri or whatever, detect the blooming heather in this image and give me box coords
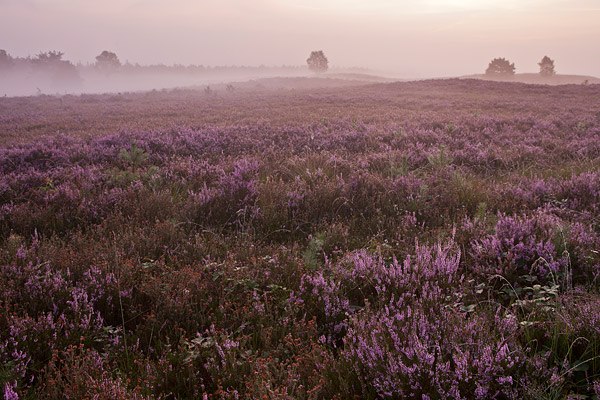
[1,79,600,398]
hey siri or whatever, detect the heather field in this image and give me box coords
[3,78,600,399]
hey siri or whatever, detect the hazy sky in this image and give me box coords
[2,0,599,77]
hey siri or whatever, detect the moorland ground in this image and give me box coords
[1,78,600,399]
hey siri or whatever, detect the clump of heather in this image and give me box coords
[338,302,560,399]
[470,211,566,280]
[37,342,151,400]
[466,209,600,289]
[318,240,567,399]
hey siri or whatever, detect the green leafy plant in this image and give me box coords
[303,232,326,270]
[39,177,56,192]
[428,144,452,170]
[119,142,148,171]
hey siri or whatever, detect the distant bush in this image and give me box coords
[539,55,556,76]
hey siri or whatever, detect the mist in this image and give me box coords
[0,62,316,97]
[1,0,599,96]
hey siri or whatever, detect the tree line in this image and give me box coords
[0,49,80,83]
[0,49,311,83]
[0,49,560,82]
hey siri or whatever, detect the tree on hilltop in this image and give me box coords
[485,57,515,75]
[307,50,328,73]
[538,56,555,76]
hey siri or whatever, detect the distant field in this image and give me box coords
[462,72,600,85]
[2,78,600,399]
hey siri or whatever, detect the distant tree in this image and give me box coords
[538,56,555,76]
[33,51,65,65]
[95,50,121,71]
[485,57,515,75]
[32,50,80,83]
[307,50,328,73]
[0,49,13,69]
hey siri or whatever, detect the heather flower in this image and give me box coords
[470,211,567,280]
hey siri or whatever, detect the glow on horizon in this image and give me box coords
[286,0,515,13]
[1,0,599,77]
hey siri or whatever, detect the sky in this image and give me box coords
[1,0,599,78]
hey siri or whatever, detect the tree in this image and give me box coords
[538,56,555,76]
[485,57,515,75]
[32,50,80,83]
[95,50,121,71]
[0,49,13,69]
[307,50,328,73]
[33,51,65,65]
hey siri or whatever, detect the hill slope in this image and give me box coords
[461,73,600,85]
